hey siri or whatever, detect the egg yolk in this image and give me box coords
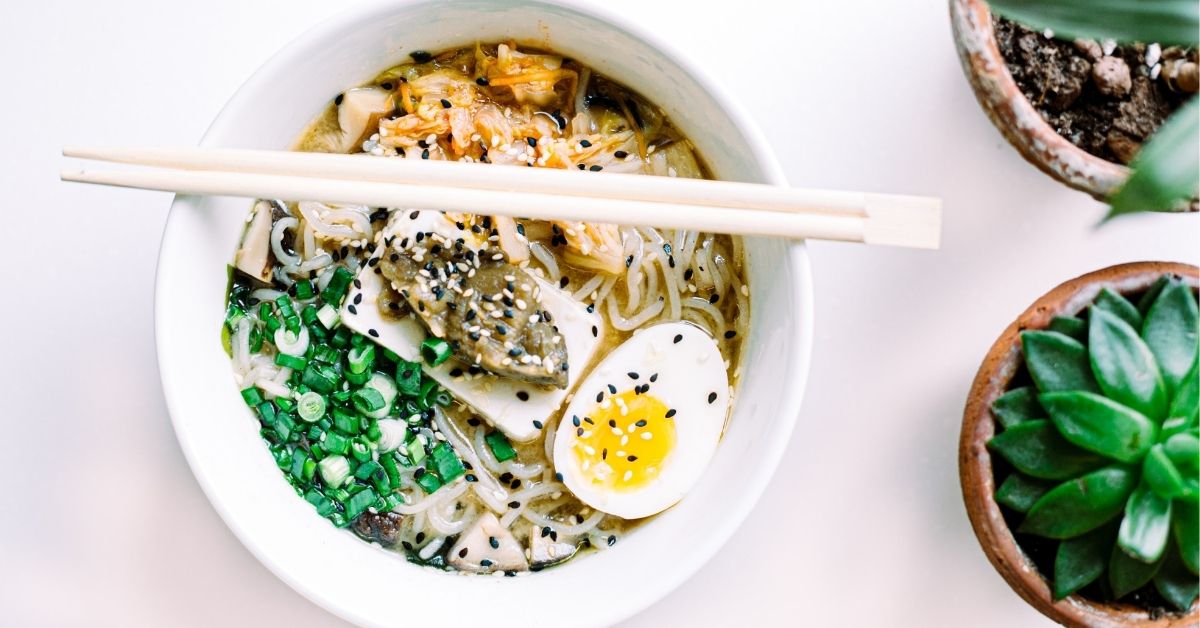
[570,390,676,492]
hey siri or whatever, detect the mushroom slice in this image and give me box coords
[446,512,529,573]
[337,87,396,152]
[234,200,274,283]
[528,524,579,568]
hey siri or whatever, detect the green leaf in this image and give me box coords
[991,386,1043,429]
[1110,540,1165,599]
[996,473,1055,512]
[1144,444,1188,500]
[1089,307,1169,420]
[1154,549,1200,612]
[1095,287,1143,330]
[1169,355,1199,423]
[1118,484,1173,563]
[1137,276,1171,318]
[1054,524,1114,599]
[1022,331,1100,394]
[1041,391,1156,462]
[1164,433,1200,476]
[1142,279,1200,395]
[1048,316,1087,342]
[988,419,1107,480]
[988,0,1200,47]
[1109,98,1200,216]
[1020,465,1138,538]
[1174,501,1199,575]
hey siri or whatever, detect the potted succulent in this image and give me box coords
[962,261,1199,626]
[950,0,1198,216]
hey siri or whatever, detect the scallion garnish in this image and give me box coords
[296,391,326,423]
[485,431,517,462]
[420,336,453,366]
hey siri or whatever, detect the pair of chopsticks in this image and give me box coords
[61,146,942,249]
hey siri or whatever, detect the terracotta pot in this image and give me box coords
[960,261,1200,627]
[949,0,1197,211]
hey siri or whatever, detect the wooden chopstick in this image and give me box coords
[60,145,942,249]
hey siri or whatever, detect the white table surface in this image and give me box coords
[2,1,1197,626]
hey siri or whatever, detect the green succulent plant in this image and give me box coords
[988,0,1199,217]
[988,275,1199,610]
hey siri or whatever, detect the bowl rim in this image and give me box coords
[153,1,815,625]
[948,0,1130,201]
[959,261,1200,627]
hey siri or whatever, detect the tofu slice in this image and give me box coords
[339,212,603,441]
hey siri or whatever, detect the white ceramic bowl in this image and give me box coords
[156,1,813,626]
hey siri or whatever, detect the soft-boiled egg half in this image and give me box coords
[553,321,730,519]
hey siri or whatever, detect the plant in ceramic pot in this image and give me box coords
[962,262,1200,626]
[951,0,1198,215]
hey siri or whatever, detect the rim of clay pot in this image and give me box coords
[960,261,1200,628]
[949,0,1132,202]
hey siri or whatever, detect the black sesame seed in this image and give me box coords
[368,329,379,338]
[625,255,634,268]
[636,419,647,427]
[516,390,529,401]
[440,98,452,109]
[580,139,592,148]
[465,474,478,482]
[602,448,608,460]
[499,472,513,482]
[665,408,677,418]
[708,392,718,404]
[334,93,344,105]
[607,535,617,547]
[589,165,603,172]
[421,148,430,160]
[353,278,362,289]
[402,541,414,551]
[584,417,594,424]
[607,384,617,394]
[591,325,598,337]
[596,391,604,403]
[614,150,628,159]
[627,371,639,380]
[496,324,508,336]
[577,163,586,170]
[684,268,694,281]
[526,137,537,148]
[353,293,363,305]
[380,82,394,90]
[510,479,521,489]
[577,428,584,436]
[709,294,720,304]
[532,420,543,429]
[608,419,617,428]
[673,334,683,344]
[572,415,581,427]
[409,210,420,219]
[724,330,737,339]
[410,50,433,62]
[480,559,493,567]
[458,547,469,558]
[668,255,676,268]
[508,501,521,509]
[649,373,658,382]
[586,304,595,313]
[503,308,514,318]
[628,455,638,462]
[489,536,499,549]
[554,472,564,482]
[347,304,358,315]
[541,526,551,538]
[558,276,569,288]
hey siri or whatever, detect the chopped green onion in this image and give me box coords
[311,345,341,364]
[354,460,382,481]
[405,434,427,465]
[418,378,439,409]
[256,401,277,425]
[347,344,375,374]
[301,363,338,394]
[350,438,371,462]
[304,488,336,517]
[395,361,422,397]
[248,327,264,353]
[366,419,382,442]
[275,295,297,321]
[316,304,340,329]
[361,373,399,419]
[294,279,315,300]
[344,486,378,519]
[352,387,386,413]
[321,267,355,306]
[485,431,517,462]
[431,442,466,482]
[225,304,246,329]
[420,337,452,366]
[274,397,296,413]
[415,470,443,494]
[275,353,308,370]
[264,315,282,334]
[275,413,297,441]
[330,326,351,347]
[433,390,452,407]
[290,449,309,479]
[300,304,319,326]
[332,407,360,435]
[241,387,264,407]
[322,431,351,455]
[318,454,351,487]
[381,454,402,487]
[258,302,273,319]
[296,392,326,423]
